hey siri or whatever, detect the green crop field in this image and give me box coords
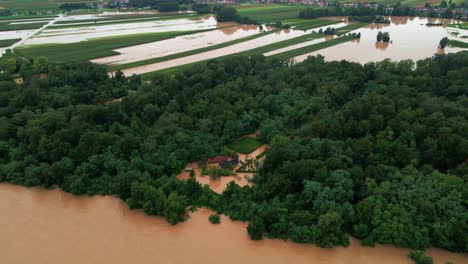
[237,5,308,23]
[1,0,58,11]
[229,137,263,154]
[448,39,468,48]
[0,38,21,47]
[0,0,100,11]
[110,29,280,71]
[449,23,468,30]
[15,30,207,63]
[49,14,195,29]
[0,21,48,31]
[284,19,340,30]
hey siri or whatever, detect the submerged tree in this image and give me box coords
[439,37,448,49]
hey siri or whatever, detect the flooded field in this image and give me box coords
[23,16,218,45]
[1,183,467,264]
[92,25,263,65]
[119,23,348,75]
[177,162,252,194]
[293,17,468,64]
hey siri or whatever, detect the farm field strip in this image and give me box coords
[0,15,58,21]
[0,38,22,47]
[22,16,219,45]
[119,22,347,76]
[263,37,329,56]
[15,30,216,63]
[0,21,49,31]
[272,36,354,60]
[105,28,280,70]
[48,14,197,29]
[236,5,308,23]
[284,19,341,30]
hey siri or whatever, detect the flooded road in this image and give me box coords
[92,25,264,65]
[293,17,468,64]
[1,183,467,264]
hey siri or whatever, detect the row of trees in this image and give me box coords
[0,47,466,252]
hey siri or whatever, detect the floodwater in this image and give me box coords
[92,25,264,65]
[119,22,348,75]
[293,17,468,64]
[177,144,267,193]
[1,183,467,264]
[264,35,334,56]
[177,162,252,194]
[23,16,219,45]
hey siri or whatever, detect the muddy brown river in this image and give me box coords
[1,183,467,264]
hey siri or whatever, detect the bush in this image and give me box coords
[209,214,221,224]
[408,251,433,264]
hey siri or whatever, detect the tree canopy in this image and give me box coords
[0,50,467,252]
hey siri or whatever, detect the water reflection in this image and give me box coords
[375,41,390,50]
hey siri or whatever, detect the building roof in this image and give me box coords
[207,156,230,163]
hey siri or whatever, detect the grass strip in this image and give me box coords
[0,21,48,31]
[285,19,340,30]
[269,36,354,60]
[0,38,22,47]
[15,30,212,63]
[335,22,368,35]
[54,13,188,24]
[448,39,468,48]
[109,29,281,71]
[0,15,57,21]
[448,23,468,30]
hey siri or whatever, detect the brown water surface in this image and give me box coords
[293,17,468,64]
[1,183,467,264]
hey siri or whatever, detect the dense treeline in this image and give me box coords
[299,5,464,20]
[127,0,187,10]
[0,50,467,252]
[215,6,257,24]
[59,3,89,11]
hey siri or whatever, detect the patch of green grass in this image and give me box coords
[270,35,354,60]
[1,0,58,11]
[0,38,21,47]
[229,137,262,154]
[0,21,48,31]
[110,29,280,71]
[448,39,468,48]
[285,19,340,30]
[15,30,209,63]
[237,4,308,23]
[449,23,468,30]
[0,14,57,21]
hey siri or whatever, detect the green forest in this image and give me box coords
[0,51,467,252]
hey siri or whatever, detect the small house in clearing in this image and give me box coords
[207,156,230,163]
[219,159,239,169]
